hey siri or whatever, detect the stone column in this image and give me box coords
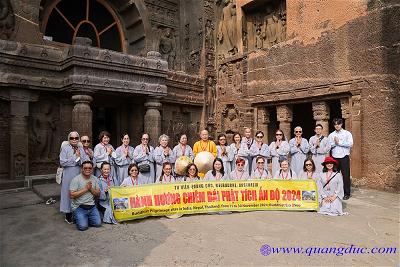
[144,97,162,147]
[9,89,38,179]
[312,101,330,136]
[256,107,270,143]
[350,95,362,180]
[276,105,293,140]
[340,98,351,130]
[71,94,93,140]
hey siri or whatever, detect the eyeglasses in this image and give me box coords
[305,164,313,166]
[257,162,265,164]
[69,137,79,140]
[295,131,302,133]
[256,136,263,138]
[81,140,90,143]
[276,134,283,136]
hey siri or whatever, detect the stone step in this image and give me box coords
[32,183,61,201]
[0,190,43,210]
[0,179,25,190]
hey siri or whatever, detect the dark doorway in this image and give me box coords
[267,106,277,143]
[327,99,344,133]
[291,103,314,140]
[92,107,118,147]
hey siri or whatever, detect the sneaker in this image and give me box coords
[343,195,350,200]
[65,213,73,224]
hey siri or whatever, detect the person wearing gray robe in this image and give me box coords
[97,173,117,224]
[249,141,270,172]
[172,134,195,160]
[154,134,176,181]
[133,133,155,184]
[93,131,117,180]
[59,131,89,223]
[251,157,271,179]
[269,130,290,176]
[114,144,135,186]
[289,126,310,175]
[217,145,233,175]
[309,125,330,173]
[204,170,228,181]
[317,171,347,216]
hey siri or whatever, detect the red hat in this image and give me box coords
[322,156,339,166]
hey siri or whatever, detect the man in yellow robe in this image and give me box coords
[193,130,217,178]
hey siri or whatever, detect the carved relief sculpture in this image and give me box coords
[217,0,238,59]
[0,0,15,39]
[263,5,278,48]
[205,19,214,50]
[31,102,56,160]
[206,76,216,119]
[223,106,240,134]
[159,27,176,69]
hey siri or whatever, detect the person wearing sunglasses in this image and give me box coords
[269,129,290,176]
[80,135,93,162]
[133,133,155,184]
[251,156,271,179]
[289,126,309,176]
[230,158,250,180]
[299,158,319,180]
[309,124,330,173]
[249,131,270,173]
[217,133,233,175]
[185,163,200,182]
[59,131,89,224]
[69,161,102,230]
[273,158,296,180]
[93,131,117,179]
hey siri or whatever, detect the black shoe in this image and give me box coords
[343,195,350,200]
[65,213,73,224]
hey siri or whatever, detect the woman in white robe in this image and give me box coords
[249,131,270,172]
[251,156,272,179]
[204,158,228,181]
[133,133,155,184]
[93,131,117,179]
[114,133,135,186]
[289,126,310,175]
[217,134,233,175]
[269,129,290,176]
[97,162,117,224]
[154,134,176,180]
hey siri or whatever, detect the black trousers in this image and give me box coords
[334,155,351,196]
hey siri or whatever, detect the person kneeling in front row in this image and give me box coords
[69,161,102,231]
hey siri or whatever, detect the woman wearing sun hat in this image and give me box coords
[316,156,348,216]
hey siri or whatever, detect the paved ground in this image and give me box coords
[0,187,398,266]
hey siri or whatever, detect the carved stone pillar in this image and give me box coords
[276,105,292,140]
[340,98,351,131]
[256,107,270,143]
[144,97,162,147]
[312,101,330,136]
[9,89,38,179]
[71,94,93,139]
[350,95,362,180]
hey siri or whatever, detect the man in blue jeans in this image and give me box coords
[69,161,102,231]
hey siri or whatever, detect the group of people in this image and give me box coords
[59,118,353,231]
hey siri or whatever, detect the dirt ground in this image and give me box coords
[0,187,399,266]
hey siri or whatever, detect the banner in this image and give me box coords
[109,180,319,222]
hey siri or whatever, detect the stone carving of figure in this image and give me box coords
[224,107,240,134]
[205,19,214,50]
[255,23,263,49]
[14,154,26,178]
[217,0,238,58]
[0,0,15,39]
[277,7,286,43]
[263,6,278,48]
[32,102,56,160]
[159,27,176,69]
[206,76,216,119]
[218,64,228,95]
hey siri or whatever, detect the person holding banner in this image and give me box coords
[185,163,200,181]
[289,126,310,175]
[133,133,155,184]
[121,163,143,186]
[172,134,194,160]
[251,156,271,179]
[317,156,347,216]
[230,158,250,180]
[193,130,217,178]
[249,131,270,172]
[204,158,227,181]
[273,158,296,180]
[114,133,135,186]
[154,134,176,180]
[217,134,233,175]
[93,131,117,179]
[157,162,176,183]
[269,129,290,176]
[97,162,117,224]
[299,158,320,180]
